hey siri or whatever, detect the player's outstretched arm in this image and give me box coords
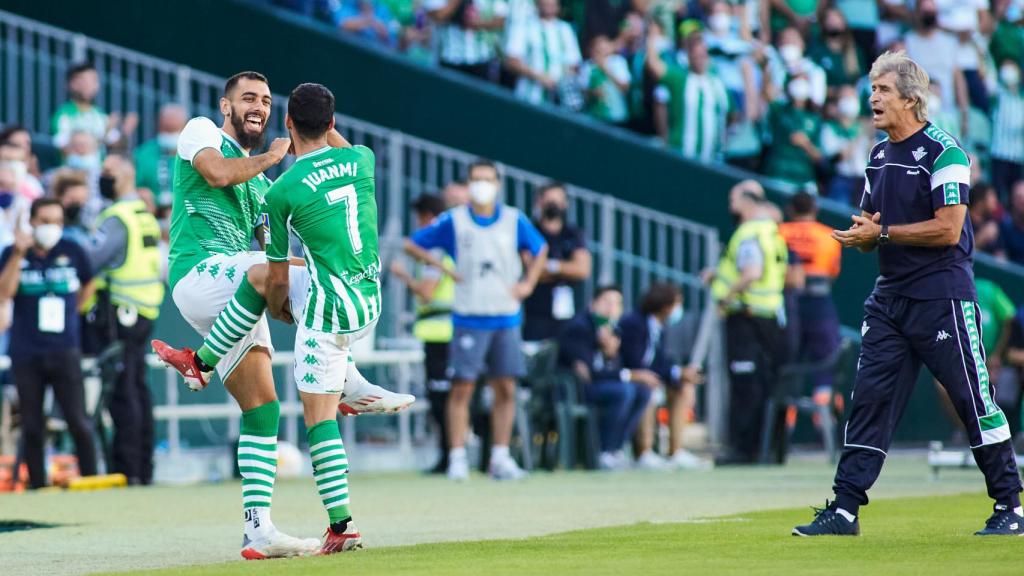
[192,137,290,189]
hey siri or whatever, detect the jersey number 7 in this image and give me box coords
[326,184,364,254]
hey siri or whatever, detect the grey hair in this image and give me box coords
[869,51,931,122]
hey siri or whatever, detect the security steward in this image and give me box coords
[390,194,456,474]
[779,192,842,406]
[91,153,164,485]
[708,180,788,464]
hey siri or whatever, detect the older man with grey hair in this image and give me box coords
[793,51,1023,537]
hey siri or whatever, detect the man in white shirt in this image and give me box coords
[505,0,582,106]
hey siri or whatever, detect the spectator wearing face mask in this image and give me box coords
[0,198,97,489]
[0,140,43,201]
[0,125,40,181]
[579,35,632,126]
[647,30,730,162]
[769,27,827,108]
[625,16,671,137]
[522,182,591,342]
[820,84,871,205]
[51,63,137,155]
[404,159,549,482]
[50,170,91,248]
[134,104,187,214]
[926,79,961,141]
[991,60,1024,204]
[808,8,866,93]
[704,1,760,118]
[764,73,823,192]
[425,0,509,81]
[905,0,968,135]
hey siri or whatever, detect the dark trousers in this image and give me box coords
[834,294,1022,515]
[726,313,783,462]
[991,158,1023,205]
[424,341,451,468]
[14,348,97,489]
[798,296,841,394]
[584,380,653,452]
[108,315,155,484]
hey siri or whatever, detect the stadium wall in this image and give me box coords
[9,0,1023,443]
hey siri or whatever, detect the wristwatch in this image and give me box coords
[877,224,890,246]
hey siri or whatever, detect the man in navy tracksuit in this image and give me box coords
[794,51,1024,537]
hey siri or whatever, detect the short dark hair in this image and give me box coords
[468,159,498,178]
[30,197,63,220]
[288,83,335,140]
[538,181,566,196]
[224,71,269,98]
[639,282,681,316]
[0,124,29,145]
[411,193,446,217]
[789,191,816,216]
[593,284,622,301]
[970,182,993,208]
[50,170,89,199]
[66,62,95,83]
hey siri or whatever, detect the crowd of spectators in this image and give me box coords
[267,1,1024,232]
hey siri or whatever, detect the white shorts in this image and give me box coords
[171,251,310,382]
[293,319,376,395]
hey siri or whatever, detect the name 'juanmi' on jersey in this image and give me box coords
[860,122,975,301]
[300,158,359,191]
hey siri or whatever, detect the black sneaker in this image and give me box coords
[792,501,860,537]
[975,505,1024,536]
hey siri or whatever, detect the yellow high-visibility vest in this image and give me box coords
[412,255,454,343]
[711,219,787,317]
[94,199,165,320]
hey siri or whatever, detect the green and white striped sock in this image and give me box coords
[197,276,266,369]
[307,419,351,523]
[239,400,279,539]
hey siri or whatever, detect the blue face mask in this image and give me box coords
[668,305,683,325]
[0,191,13,210]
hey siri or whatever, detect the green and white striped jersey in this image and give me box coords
[266,145,381,333]
[167,117,270,290]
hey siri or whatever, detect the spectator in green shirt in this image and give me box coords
[763,72,822,191]
[580,35,632,126]
[133,104,187,214]
[51,63,137,155]
[807,7,865,94]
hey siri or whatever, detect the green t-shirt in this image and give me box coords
[167,117,269,290]
[976,278,1016,356]
[266,145,381,334]
[134,138,177,207]
[51,100,108,148]
[806,42,864,88]
[765,103,821,186]
[770,0,817,33]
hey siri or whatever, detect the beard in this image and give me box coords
[229,105,267,150]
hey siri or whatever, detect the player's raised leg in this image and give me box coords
[338,357,415,415]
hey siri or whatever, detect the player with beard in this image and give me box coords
[152,71,411,559]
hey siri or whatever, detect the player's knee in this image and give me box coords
[245,265,268,297]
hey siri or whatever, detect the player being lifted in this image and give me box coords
[151,72,411,558]
[263,82,386,554]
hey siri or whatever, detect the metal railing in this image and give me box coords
[0,8,727,444]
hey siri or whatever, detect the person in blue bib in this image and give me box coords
[0,197,96,489]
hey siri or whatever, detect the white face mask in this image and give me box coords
[838,96,860,119]
[1001,64,1021,87]
[469,180,498,205]
[157,132,180,150]
[788,78,812,102]
[929,94,942,114]
[779,44,803,65]
[34,224,62,250]
[0,161,26,185]
[708,13,732,34]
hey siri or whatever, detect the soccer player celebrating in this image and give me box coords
[793,52,1023,537]
[151,72,409,558]
[263,82,382,554]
